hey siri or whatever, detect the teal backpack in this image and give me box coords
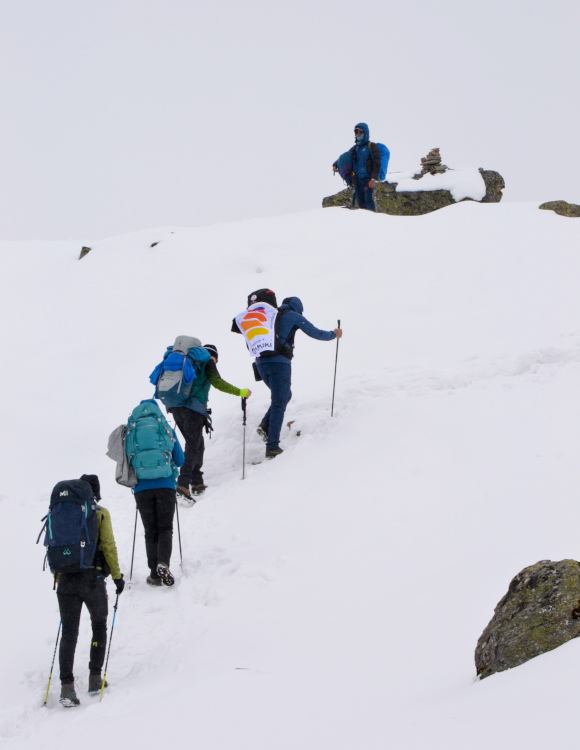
[125,401,177,481]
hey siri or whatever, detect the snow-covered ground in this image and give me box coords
[1,202,580,748]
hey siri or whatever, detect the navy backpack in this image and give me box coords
[37,479,98,574]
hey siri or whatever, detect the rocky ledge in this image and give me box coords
[475,559,580,679]
[322,168,504,216]
[539,201,580,217]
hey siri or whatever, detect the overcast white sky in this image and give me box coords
[1,0,578,240]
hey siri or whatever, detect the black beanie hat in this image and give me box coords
[80,474,101,501]
[247,288,277,309]
[204,344,218,361]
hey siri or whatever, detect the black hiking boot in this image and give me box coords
[257,423,268,443]
[191,483,207,497]
[88,674,108,694]
[176,484,193,501]
[147,576,163,587]
[265,447,284,459]
[59,683,80,707]
[156,562,175,587]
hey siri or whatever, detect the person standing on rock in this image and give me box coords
[232,289,342,459]
[332,122,381,211]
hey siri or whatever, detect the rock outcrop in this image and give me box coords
[322,169,504,216]
[539,201,580,218]
[475,559,580,679]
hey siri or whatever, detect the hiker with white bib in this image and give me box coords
[150,336,252,501]
[232,289,342,459]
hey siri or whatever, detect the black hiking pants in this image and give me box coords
[135,488,176,578]
[57,569,109,684]
[170,406,205,486]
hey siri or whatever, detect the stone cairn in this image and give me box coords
[416,147,448,177]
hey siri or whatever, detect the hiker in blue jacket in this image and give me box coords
[233,293,342,458]
[133,399,184,587]
[333,122,381,211]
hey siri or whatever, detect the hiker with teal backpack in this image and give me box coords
[125,399,184,587]
[38,474,124,706]
[149,336,252,502]
[332,122,390,211]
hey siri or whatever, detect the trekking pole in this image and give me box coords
[100,593,119,702]
[129,507,138,582]
[175,500,183,566]
[43,620,61,706]
[331,319,341,417]
[241,397,247,480]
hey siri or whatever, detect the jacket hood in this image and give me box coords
[140,398,158,406]
[279,297,303,314]
[354,122,370,145]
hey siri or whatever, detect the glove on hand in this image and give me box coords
[114,574,125,594]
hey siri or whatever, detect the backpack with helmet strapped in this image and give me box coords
[125,401,177,481]
[37,479,99,574]
[149,335,211,409]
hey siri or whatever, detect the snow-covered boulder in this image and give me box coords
[475,559,580,679]
[539,200,580,217]
[322,168,504,215]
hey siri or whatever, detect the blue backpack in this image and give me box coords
[149,335,211,409]
[336,142,390,185]
[369,142,390,181]
[125,401,176,481]
[37,479,98,574]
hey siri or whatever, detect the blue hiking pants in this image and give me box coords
[355,178,376,211]
[256,360,292,451]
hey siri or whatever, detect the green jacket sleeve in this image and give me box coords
[97,507,122,580]
[206,359,241,396]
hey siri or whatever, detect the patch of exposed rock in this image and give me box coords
[322,168,504,216]
[539,201,580,217]
[475,559,580,679]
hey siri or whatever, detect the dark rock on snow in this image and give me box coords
[475,559,580,679]
[79,246,91,259]
[322,169,504,216]
[539,201,580,217]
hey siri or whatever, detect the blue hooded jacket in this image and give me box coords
[257,297,336,364]
[133,399,185,494]
[354,122,372,180]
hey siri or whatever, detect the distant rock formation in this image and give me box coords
[475,559,580,679]
[539,201,580,218]
[322,168,504,216]
[79,246,91,260]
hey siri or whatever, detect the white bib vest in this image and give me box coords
[235,302,279,358]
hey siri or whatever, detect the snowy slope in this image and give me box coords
[1,203,580,749]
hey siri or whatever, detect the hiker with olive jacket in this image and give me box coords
[56,474,124,707]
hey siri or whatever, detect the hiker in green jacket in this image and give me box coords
[170,344,252,501]
[57,474,124,707]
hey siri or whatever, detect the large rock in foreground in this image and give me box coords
[539,201,580,217]
[322,169,504,216]
[475,559,580,679]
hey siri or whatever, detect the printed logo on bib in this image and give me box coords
[235,303,278,358]
[239,307,269,340]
